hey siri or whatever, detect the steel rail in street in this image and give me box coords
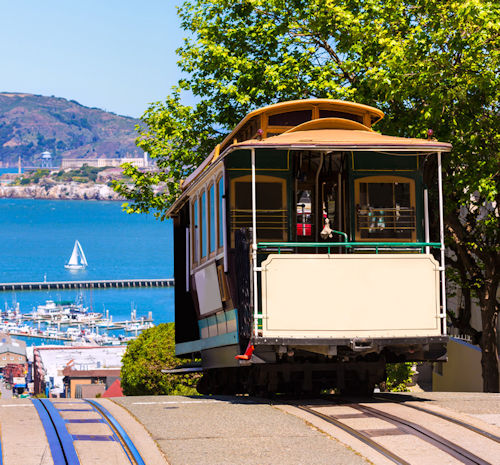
[296,405,410,465]
[350,402,490,465]
[31,399,81,465]
[373,394,500,444]
[85,399,146,465]
[296,399,493,465]
[31,398,146,465]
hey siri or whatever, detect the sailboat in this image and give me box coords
[64,240,88,270]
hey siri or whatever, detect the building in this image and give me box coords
[33,345,126,397]
[0,335,27,368]
[62,366,122,398]
[102,378,124,397]
[40,151,52,168]
[61,153,149,169]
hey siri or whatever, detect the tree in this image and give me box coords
[121,323,199,396]
[115,0,500,391]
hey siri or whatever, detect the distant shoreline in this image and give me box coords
[0,182,124,201]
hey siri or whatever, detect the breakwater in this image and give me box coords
[0,278,174,292]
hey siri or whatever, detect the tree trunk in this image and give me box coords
[479,284,499,393]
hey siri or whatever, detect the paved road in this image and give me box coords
[1,392,499,464]
[115,395,370,465]
[0,380,12,399]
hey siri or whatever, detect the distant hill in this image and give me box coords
[0,92,143,167]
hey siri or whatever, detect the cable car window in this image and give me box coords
[209,183,216,254]
[201,191,207,258]
[230,175,287,244]
[217,176,224,249]
[268,110,312,126]
[355,176,415,240]
[192,198,199,264]
[234,182,282,210]
[319,109,363,123]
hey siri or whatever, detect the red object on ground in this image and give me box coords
[235,343,254,360]
[102,379,124,397]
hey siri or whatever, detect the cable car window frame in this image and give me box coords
[200,190,207,260]
[229,174,288,246]
[217,175,224,251]
[191,197,199,266]
[354,175,416,242]
[208,182,216,255]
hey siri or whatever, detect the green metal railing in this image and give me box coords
[257,241,441,254]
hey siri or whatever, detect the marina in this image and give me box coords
[0,299,155,345]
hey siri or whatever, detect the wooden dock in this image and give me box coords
[0,278,175,292]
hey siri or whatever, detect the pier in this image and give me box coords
[0,278,174,292]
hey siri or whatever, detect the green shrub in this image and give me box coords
[385,362,414,392]
[121,323,200,396]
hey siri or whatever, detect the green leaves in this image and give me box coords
[120,323,200,396]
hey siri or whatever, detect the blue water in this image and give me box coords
[0,199,174,326]
[0,168,22,174]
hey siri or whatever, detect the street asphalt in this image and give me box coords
[114,395,370,465]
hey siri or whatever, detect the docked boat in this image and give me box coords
[65,240,88,270]
[124,320,154,332]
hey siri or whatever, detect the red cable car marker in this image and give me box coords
[235,343,254,360]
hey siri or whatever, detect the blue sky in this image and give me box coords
[0,1,188,118]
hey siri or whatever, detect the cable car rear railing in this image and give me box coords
[257,241,440,254]
[231,209,288,240]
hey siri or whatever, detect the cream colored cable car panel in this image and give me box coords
[260,254,440,338]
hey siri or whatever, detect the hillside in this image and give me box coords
[0,92,143,166]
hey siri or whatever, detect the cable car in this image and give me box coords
[167,99,450,395]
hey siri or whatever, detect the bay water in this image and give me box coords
[0,198,174,339]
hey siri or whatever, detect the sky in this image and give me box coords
[0,1,189,118]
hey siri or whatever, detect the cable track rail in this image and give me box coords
[31,398,145,465]
[296,401,494,465]
[296,405,410,465]
[372,394,500,444]
[85,399,145,465]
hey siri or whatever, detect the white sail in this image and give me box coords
[67,242,80,266]
[65,240,88,269]
[76,240,88,266]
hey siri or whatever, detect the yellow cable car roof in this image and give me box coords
[217,99,384,150]
[234,124,452,152]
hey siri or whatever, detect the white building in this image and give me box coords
[33,345,126,396]
[61,153,149,169]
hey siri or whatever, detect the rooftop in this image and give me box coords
[0,335,27,357]
[36,345,126,375]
